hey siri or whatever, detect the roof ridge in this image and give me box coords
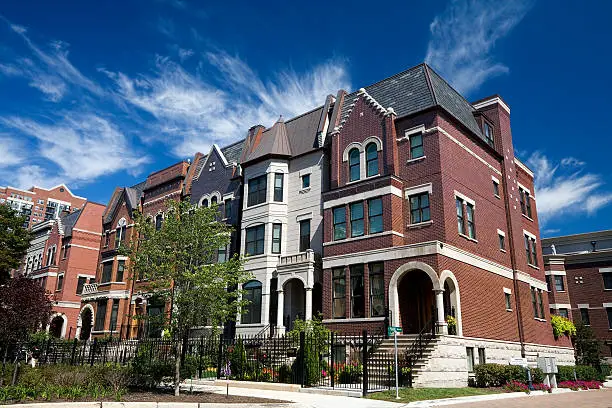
[353,62,427,96]
[282,104,324,125]
[423,64,438,106]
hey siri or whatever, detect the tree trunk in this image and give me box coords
[11,362,19,386]
[174,339,182,396]
[0,346,7,386]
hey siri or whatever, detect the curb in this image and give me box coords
[2,404,287,408]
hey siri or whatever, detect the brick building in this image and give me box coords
[0,184,86,229]
[22,201,105,338]
[543,230,612,363]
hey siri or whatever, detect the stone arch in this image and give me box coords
[342,142,363,162]
[439,270,463,336]
[76,304,94,340]
[47,313,67,338]
[363,136,383,151]
[389,261,441,328]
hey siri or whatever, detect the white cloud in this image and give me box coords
[425,0,532,95]
[178,48,194,62]
[527,151,612,223]
[0,136,25,168]
[560,157,585,167]
[104,52,350,156]
[1,113,149,188]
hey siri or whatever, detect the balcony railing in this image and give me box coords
[279,249,315,266]
[81,283,99,295]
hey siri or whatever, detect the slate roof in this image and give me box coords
[61,208,82,238]
[242,118,292,163]
[221,139,245,164]
[337,63,484,141]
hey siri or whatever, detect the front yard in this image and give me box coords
[368,387,503,403]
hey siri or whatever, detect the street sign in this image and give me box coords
[388,326,403,336]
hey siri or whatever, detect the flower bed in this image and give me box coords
[558,380,602,390]
[503,380,551,393]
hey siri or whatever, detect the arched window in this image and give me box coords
[202,198,209,208]
[241,280,262,324]
[365,143,378,177]
[115,218,127,249]
[349,148,360,182]
[211,196,217,206]
[155,214,163,231]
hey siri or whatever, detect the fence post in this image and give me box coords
[216,333,223,379]
[408,355,413,388]
[198,336,204,379]
[43,338,50,365]
[70,338,77,365]
[330,331,335,389]
[362,330,368,397]
[384,307,390,339]
[89,338,97,367]
[299,331,306,387]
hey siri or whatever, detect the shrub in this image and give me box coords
[336,361,362,384]
[551,315,576,338]
[446,316,457,335]
[474,364,533,387]
[291,343,322,386]
[557,365,600,382]
[131,344,174,388]
[530,367,544,383]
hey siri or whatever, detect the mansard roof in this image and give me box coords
[335,63,485,143]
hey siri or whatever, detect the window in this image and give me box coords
[274,173,284,202]
[47,246,56,266]
[349,148,360,182]
[558,308,569,319]
[56,274,64,291]
[478,348,486,365]
[369,263,385,317]
[301,174,310,189]
[525,234,538,266]
[245,225,265,256]
[456,199,465,235]
[350,264,365,318]
[333,207,346,240]
[545,275,551,291]
[603,272,612,290]
[155,214,163,231]
[499,233,506,251]
[483,122,494,147]
[554,275,565,292]
[368,198,383,234]
[538,290,545,319]
[76,276,87,295]
[115,225,126,248]
[350,202,364,237]
[217,245,227,263]
[519,188,532,218]
[242,280,262,324]
[607,308,612,329]
[211,196,218,206]
[109,300,119,332]
[116,261,125,282]
[272,223,282,254]
[332,268,346,319]
[101,262,113,284]
[202,198,209,208]
[531,287,545,319]
[505,292,512,310]
[493,180,500,197]
[410,133,424,159]
[466,203,476,239]
[466,347,475,372]
[299,219,311,252]
[61,245,67,259]
[94,300,108,331]
[409,193,430,224]
[365,143,378,177]
[224,199,231,219]
[248,175,267,206]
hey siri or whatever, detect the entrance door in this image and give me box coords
[398,270,435,334]
[283,279,305,330]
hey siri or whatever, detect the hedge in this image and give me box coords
[557,365,601,382]
[474,364,543,387]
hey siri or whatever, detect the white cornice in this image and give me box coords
[472,97,511,115]
[514,158,534,177]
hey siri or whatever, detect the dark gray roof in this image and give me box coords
[221,140,244,164]
[124,185,143,210]
[61,209,82,237]
[338,63,484,141]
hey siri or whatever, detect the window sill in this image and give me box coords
[528,263,540,270]
[406,156,426,164]
[500,249,507,253]
[459,233,478,243]
[322,317,385,323]
[494,194,500,199]
[534,318,547,322]
[506,308,513,312]
[522,214,534,222]
[299,187,311,194]
[408,220,433,229]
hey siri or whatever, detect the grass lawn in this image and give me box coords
[368,387,503,403]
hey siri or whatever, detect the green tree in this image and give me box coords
[124,200,250,395]
[0,204,32,283]
[573,321,602,367]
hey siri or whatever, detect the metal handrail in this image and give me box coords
[404,315,437,387]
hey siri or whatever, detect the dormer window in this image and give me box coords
[483,122,494,147]
[366,143,379,177]
[349,148,360,182]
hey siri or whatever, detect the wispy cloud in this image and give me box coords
[0,136,25,168]
[425,0,533,95]
[527,151,612,223]
[103,52,350,156]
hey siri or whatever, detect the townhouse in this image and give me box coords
[543,230,612,363]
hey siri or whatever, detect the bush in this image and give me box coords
[474,364,534,387]
[131,344,174,388]
[291,343,322,386]
[557,365,599,382]
[503,380,529,393]
[531,367,544,383]
[551,315,576,338]
[336,361,362,384]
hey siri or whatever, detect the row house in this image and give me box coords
[22,201,105,338]
[543,230,612,363]
[1,184,86,229]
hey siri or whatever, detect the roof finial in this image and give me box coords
[277,114,284,123]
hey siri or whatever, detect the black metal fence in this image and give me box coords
[1,330,395,395]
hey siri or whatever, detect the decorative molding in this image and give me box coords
[54,301,81,309]
[472,97,511,114]
[549,303,571,309]
[523,229,537,241]
[404,183,433,198]
[545,270,566,276]
[454,190,476,207]
[72,228,102,236]
[514,158,534,177]
[503,287,512,294]
[323,230,404,247]
[323,185,402,209]
[69,244,99,251]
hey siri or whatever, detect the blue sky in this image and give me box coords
[1,0,611,237]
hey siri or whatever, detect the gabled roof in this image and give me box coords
[102,181,144,225]
[335,63,484,142]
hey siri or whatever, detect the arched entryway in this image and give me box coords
[78,307,93,340]
[49,315,65,338]
[440,270,463,336]
[283,279,305,330]
[312,282,323,318]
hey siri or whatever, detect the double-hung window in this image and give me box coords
[483,122,494,147]
[245,225,265,256]
[350,264,365,318]
[109,299,119,332]
[466,203,476,239]
[350,202,364,237]
[333,207,346,240]
[155,214,163,231]
[76,276,87,295]
[301,174,310,189]
[519,187,533,218]
[248,175,267,206]
[368,197,383,234]
[580,308,590,325]
[602,272,612,290]
[272,223,282,254]
[369,263,385,317]
[299,220,311,252]
[554,275,565,292]
[525,234,538,266]
[94,299,108,331]
[242,281,262,324]
[274,173,284,202]
[116,260,125,282]
[493,180,500,197]
[366,143,378,177]
[410,133,424,159]
[332,268,346,318]
[56,274,64,291]
[531,287,545,319]
[410,193,430,224]
[349,148,360,182]
[456,198,466,235]
[217,245,227,263]
[101,262,113,284]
